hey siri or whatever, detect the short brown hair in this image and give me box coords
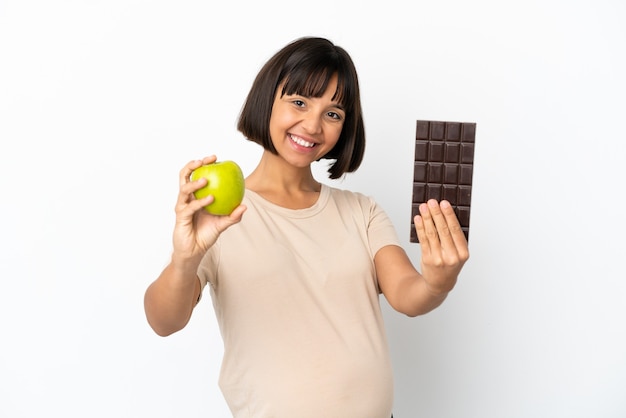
[237,37,365,179]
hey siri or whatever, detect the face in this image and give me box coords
[268,73,345,169]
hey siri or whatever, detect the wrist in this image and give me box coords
[423,277,455,298]
[170,252,203,276]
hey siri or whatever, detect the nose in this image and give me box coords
[301,112,322,135]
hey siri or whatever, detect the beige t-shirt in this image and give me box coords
[198,184,400,418]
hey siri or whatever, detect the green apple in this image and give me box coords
[190,161,245,215]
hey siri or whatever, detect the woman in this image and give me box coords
[144,36,469,418]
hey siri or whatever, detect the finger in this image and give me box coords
[180,175,207,197]
[178,156,217,187]
[440,201,469,258]
[179,159,201,187]
[418,201,442,252]
[184,194,214,215]
[428,200,456,250]
[175,193,213,220]
[225,204,247,224]
[413,213,431,255]
[200,155,218,165]
[175,177,205,210]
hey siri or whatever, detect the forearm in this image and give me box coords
[376,245,456,317]
[144,256,202,336]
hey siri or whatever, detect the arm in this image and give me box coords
[144,255,203,337]
[144,156,246,336]
[376,199,469,317]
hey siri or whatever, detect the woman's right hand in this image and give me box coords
[171,155,247,264]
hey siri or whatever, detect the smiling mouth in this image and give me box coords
[289,134,316,148]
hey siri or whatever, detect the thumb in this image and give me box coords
[217,204,247,231]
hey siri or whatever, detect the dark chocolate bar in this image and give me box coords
[410,120,476,243]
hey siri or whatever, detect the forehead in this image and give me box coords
[280,69,346,105]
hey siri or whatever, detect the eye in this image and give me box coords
[292,99,306,107]
[327,111,342,120]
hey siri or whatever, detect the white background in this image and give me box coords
[1,1,625,417]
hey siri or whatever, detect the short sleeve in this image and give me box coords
[196,242,220,301]
[365,196,401,257]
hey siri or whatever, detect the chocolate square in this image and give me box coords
[410,120,476,243]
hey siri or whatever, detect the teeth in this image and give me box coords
[290,134,315,148]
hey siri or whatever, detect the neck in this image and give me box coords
[246,150,320,193]
[245,151,322,209]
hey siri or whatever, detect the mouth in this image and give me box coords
[289,134,316,148]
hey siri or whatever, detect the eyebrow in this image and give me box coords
[283,91,346,111]
[332,102,346,112]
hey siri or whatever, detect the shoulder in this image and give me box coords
[324,184,377,208]
[323,185,400,254]
[323,184,393,225]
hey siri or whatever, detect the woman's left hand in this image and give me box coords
[414,199,470,295]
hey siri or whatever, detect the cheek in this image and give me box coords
[268,114,284,143]
[326,124,344,145]
[269,106,292,134]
